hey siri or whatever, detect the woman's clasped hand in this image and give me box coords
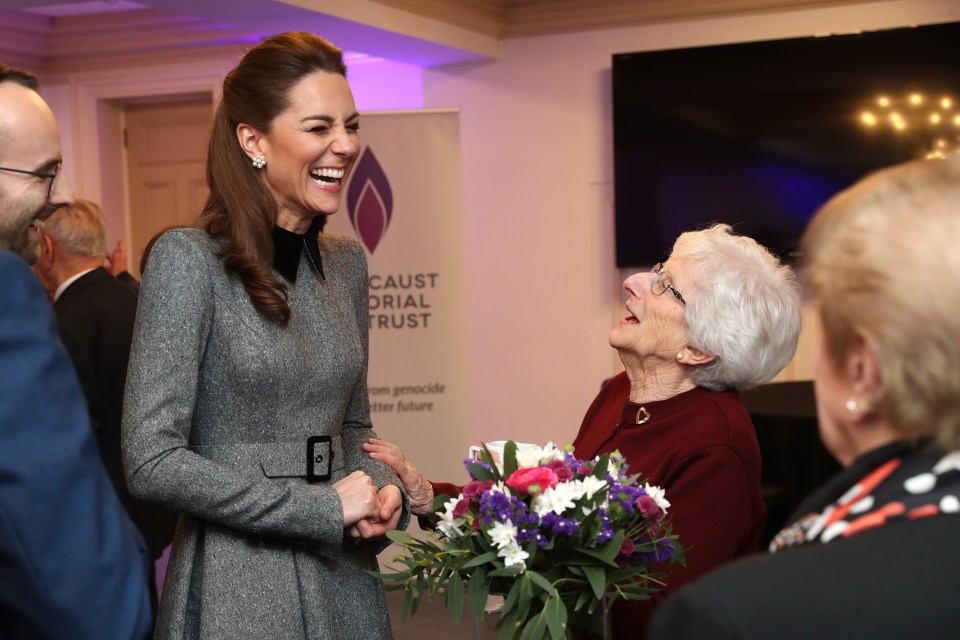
[334,470,404,539]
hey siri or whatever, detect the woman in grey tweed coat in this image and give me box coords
[122,32,409,639]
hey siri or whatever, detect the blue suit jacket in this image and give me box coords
[0,249,152,639]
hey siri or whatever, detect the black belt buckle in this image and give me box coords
[307,435,333,482]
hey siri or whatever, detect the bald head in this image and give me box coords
[0,72,74,264]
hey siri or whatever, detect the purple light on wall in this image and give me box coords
[347,148,394,253]
[348,55,423,110]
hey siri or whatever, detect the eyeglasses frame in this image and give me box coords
[0,164,60,199]
[652,262,686,306]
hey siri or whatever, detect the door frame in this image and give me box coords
[60,59,232,268]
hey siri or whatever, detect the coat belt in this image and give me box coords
[190,436,345,479]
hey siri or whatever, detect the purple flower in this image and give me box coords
[541,513,579,537]
[478,489,527,525]
[593,507,614,544]
[636,538,675,563]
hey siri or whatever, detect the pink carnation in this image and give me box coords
[453,498,470,517]
[462,480,494,500]
[576,464,593,475]
[636,495,661,519]
[506,467,559,494]
[546,459,574,482]
[619,536,637,557]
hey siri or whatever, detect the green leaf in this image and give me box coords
[502,576,523,614]
[502,440,519,478]
[488,568,518,579]
[498,607,522,640]
[576,530,624,567]
[430,493,451,514]
[401,587,413,623]
[469,568,489,618]
[410,587,422,617]
[515,575,534,626]
[526,570,558,598]
[446,575,465,625]
[574,588,591,612]
[386,529,418,545]
[592,454,610,480]
[544,595,568,640]
[463,551,498,569]
[466,459,495,482]
[519,610,548,640]
[582,564,606,600]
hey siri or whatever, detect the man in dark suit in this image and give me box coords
[34,199,178,606]
[0,64,152,639]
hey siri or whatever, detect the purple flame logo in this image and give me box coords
[346,148,393,254]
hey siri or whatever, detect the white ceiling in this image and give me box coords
[1,0,881,67]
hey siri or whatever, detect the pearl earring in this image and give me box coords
[845,398,858,415]
[676,352,685,361]
[252,153,266,169]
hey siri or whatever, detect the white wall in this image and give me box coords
[423,0,960,448]
[22,0,959,453]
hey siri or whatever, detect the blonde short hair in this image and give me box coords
[800,156,960,450]
[45,198,107,260]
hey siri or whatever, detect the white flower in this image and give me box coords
[436,497,466,539]
[644,483,671,513]
[577,476,608,500]
[532,483,578,516]
[487,520,518,549]
[515,446,545,469]
[499,541,530,570]
[514,441,565,468]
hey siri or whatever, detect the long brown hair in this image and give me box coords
[192,32,347,324]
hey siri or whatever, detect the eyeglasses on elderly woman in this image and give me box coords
[652,262,686,305]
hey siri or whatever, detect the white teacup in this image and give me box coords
[468,440,538,463]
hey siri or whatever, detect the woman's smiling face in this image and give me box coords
[255,70,360,229]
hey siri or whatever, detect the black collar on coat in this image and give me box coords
[271,216,325,283]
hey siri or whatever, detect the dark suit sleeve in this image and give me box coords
[0,251,152,640]
[55,304,101,433]
[647,585,741,640]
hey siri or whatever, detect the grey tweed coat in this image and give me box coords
[122,228,408,640]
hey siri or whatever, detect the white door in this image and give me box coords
[125,98,212,276]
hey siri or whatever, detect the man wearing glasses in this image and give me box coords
[0,65,152,639]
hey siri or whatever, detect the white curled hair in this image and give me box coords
[673,224,801,391]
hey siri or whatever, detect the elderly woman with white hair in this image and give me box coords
[572,223,801,636]
[648,157,960,640]
[366,224,801,636]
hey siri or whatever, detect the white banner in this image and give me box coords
[325,109,470,486]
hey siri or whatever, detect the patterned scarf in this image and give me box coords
[770,439,960,552]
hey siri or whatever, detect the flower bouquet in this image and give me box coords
[376,441,684,639]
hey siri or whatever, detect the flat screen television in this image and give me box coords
[612,21,960,267]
